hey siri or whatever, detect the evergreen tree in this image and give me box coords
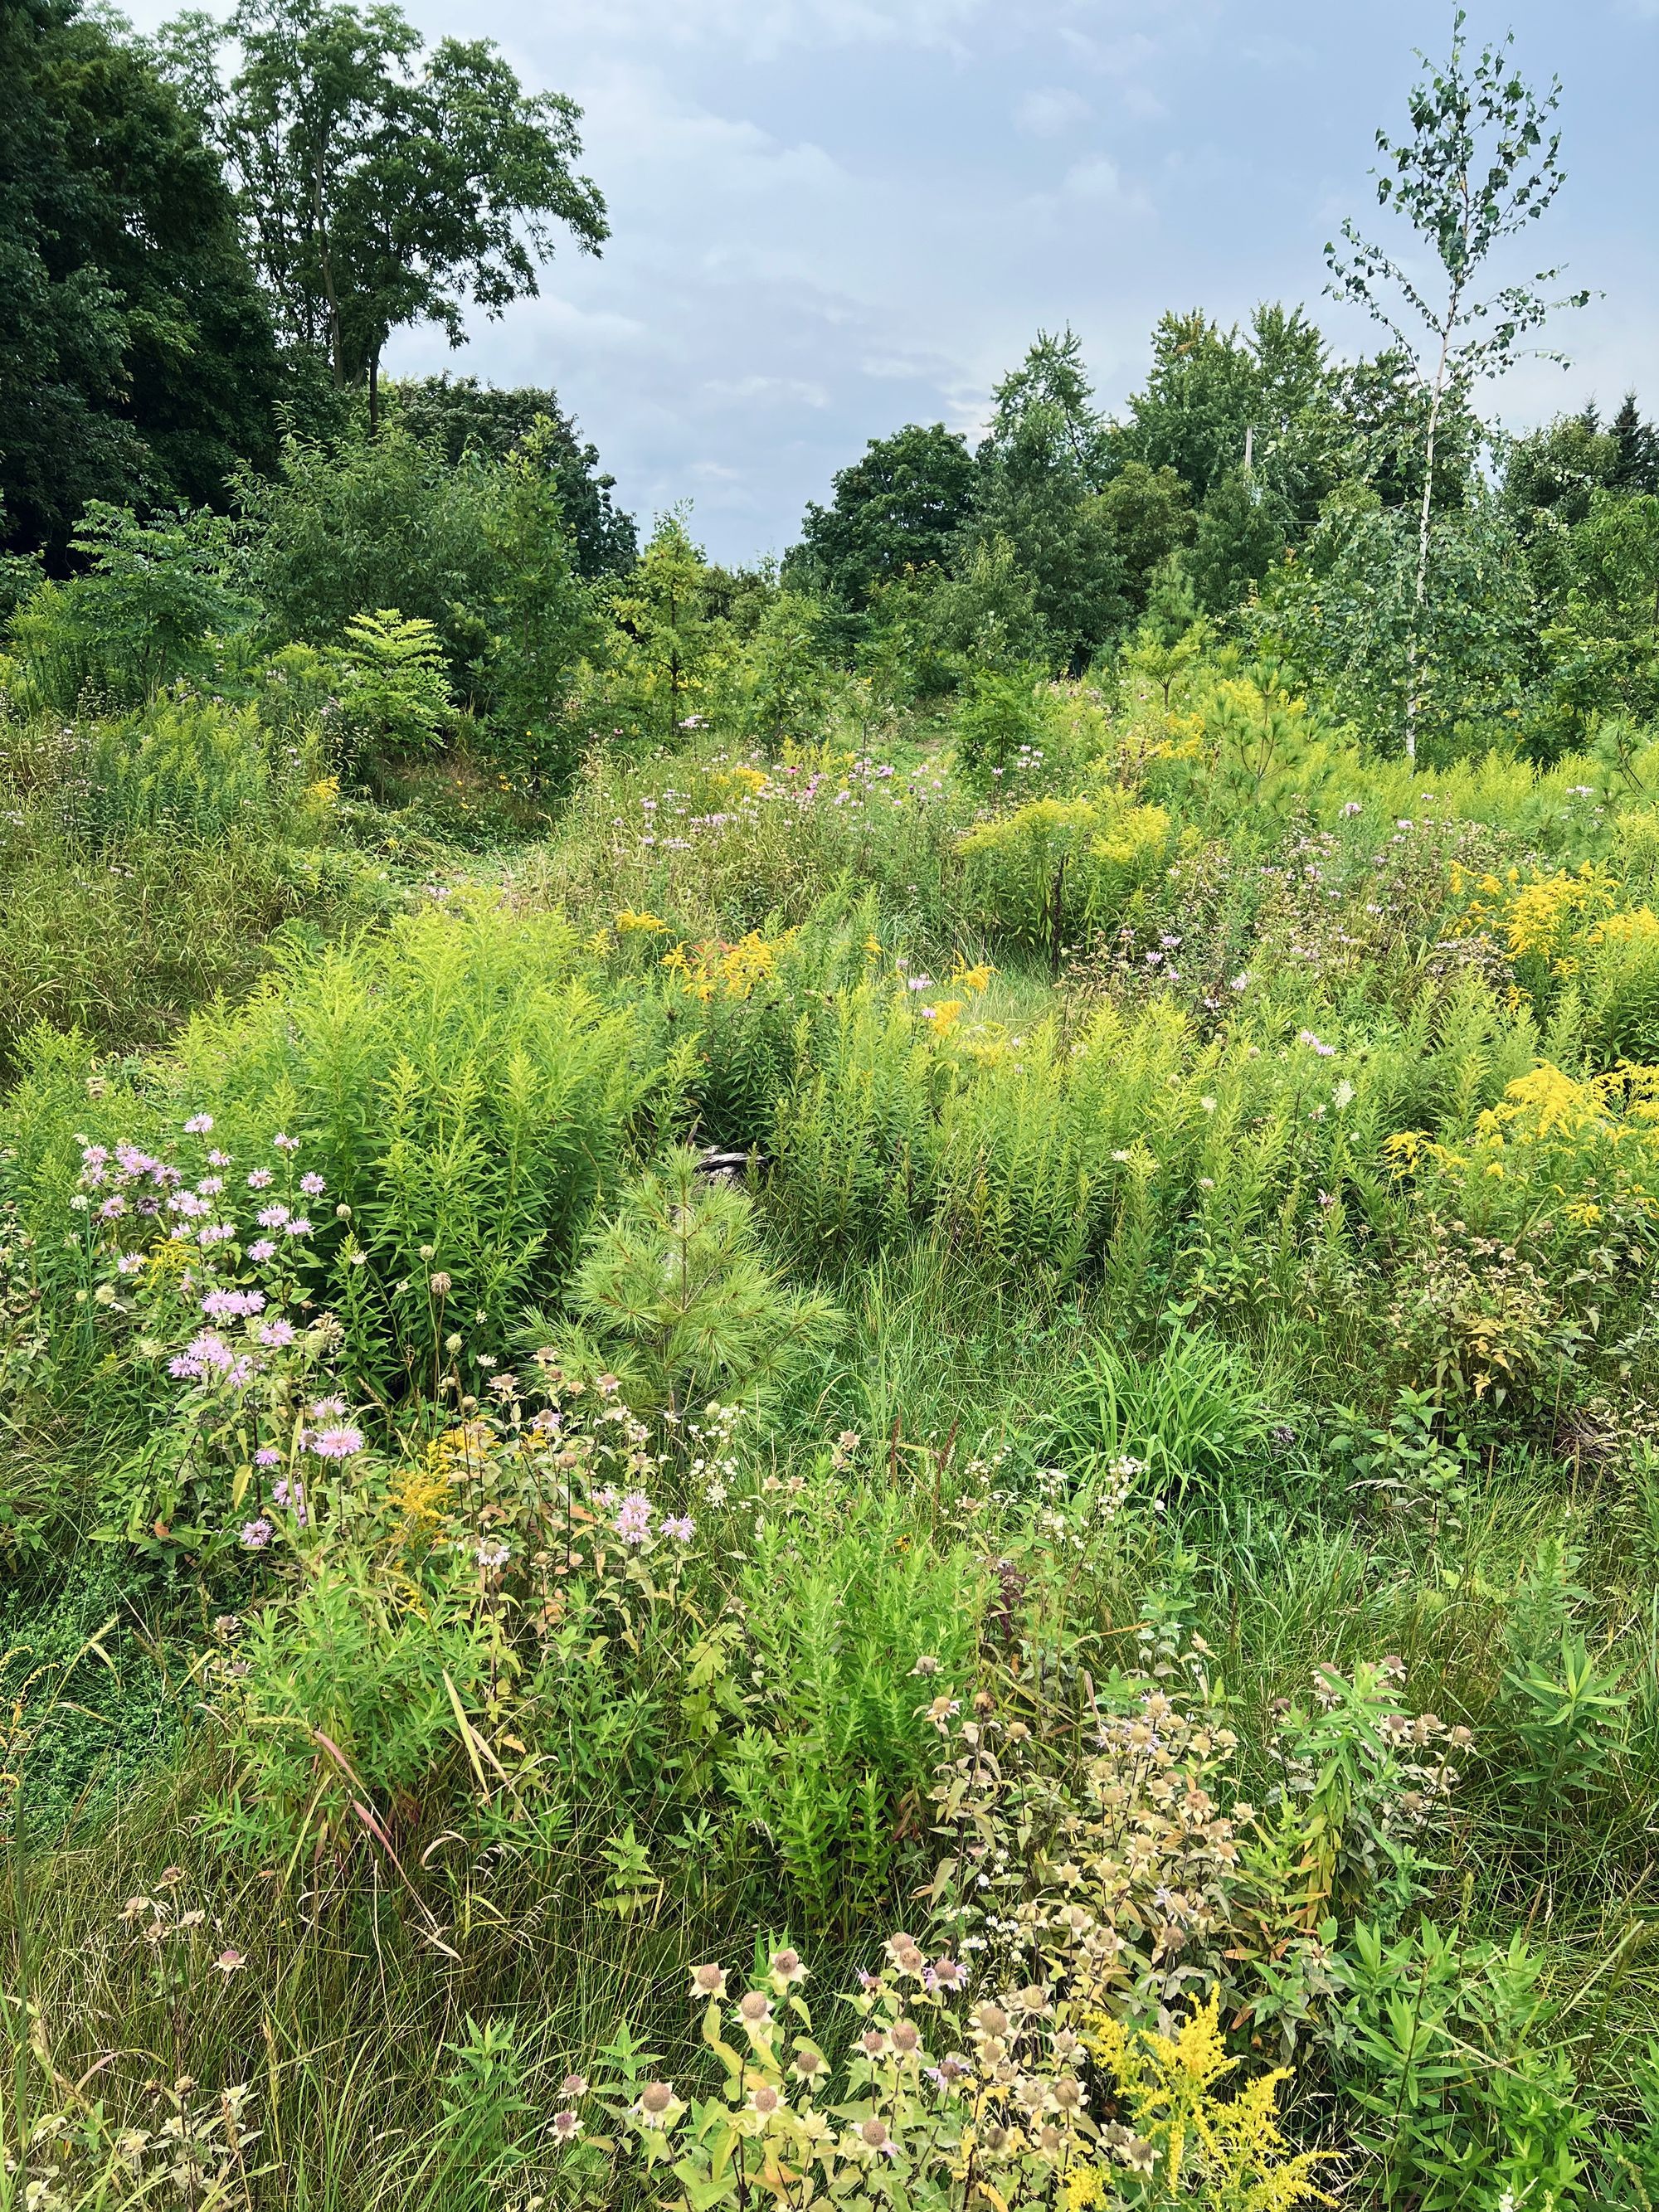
[1610,392,1659,495]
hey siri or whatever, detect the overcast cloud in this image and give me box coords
[120,0,1659,561]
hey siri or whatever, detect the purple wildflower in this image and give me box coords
[615,1491,653,1545]
[309,1426,364,1460]
[183,1114,214,1135]
[248,1239,277,1263]
[240,1518,274,1549]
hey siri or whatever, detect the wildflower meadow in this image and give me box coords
[5,4,1659,2208]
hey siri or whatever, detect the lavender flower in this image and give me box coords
[615,1491,653,1544]
[309,1426,364,1460]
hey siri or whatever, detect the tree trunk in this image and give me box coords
[1406,289,1462,767]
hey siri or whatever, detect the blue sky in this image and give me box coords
[125,0,1659,561]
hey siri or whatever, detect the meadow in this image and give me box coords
[6,586,1659,2211]
[6,6,1659,2204]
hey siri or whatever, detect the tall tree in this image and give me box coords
[155,0,608,428]
[1116,304,1345,533]
[1325,9,1586,757]
[1609,393,1659,496]
[969,328,1125,666]
[789,422,975,606]
[391,373,635,576]
[0,0,279,559]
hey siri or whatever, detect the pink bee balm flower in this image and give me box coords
[284,1217,313,1237]
[240,1518,274,1549]
[299,1172,326,1197]
[256,1205,289,1229]
[660,1514,694,1543]
[258,1318,296,1346]
[248,1240,277,1263]
[272,1133,300,1151]
[309,1426,364,1459]
[255,1446,281,1467]
[183,1114,214,1135]
[614,1490,653,1545]
[247,1169,274,1189]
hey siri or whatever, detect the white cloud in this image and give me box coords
[703,375,832,407]
[1014,87,1091,137]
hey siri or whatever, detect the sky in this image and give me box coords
[123,0,1659,562]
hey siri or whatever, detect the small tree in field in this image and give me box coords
[1326,9,1586,758]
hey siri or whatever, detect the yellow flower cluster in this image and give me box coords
[662,929,792,1002]
[1387,1061,1659,1196]
[1452,861,1621,967]
[1070,1994,1335,2210]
